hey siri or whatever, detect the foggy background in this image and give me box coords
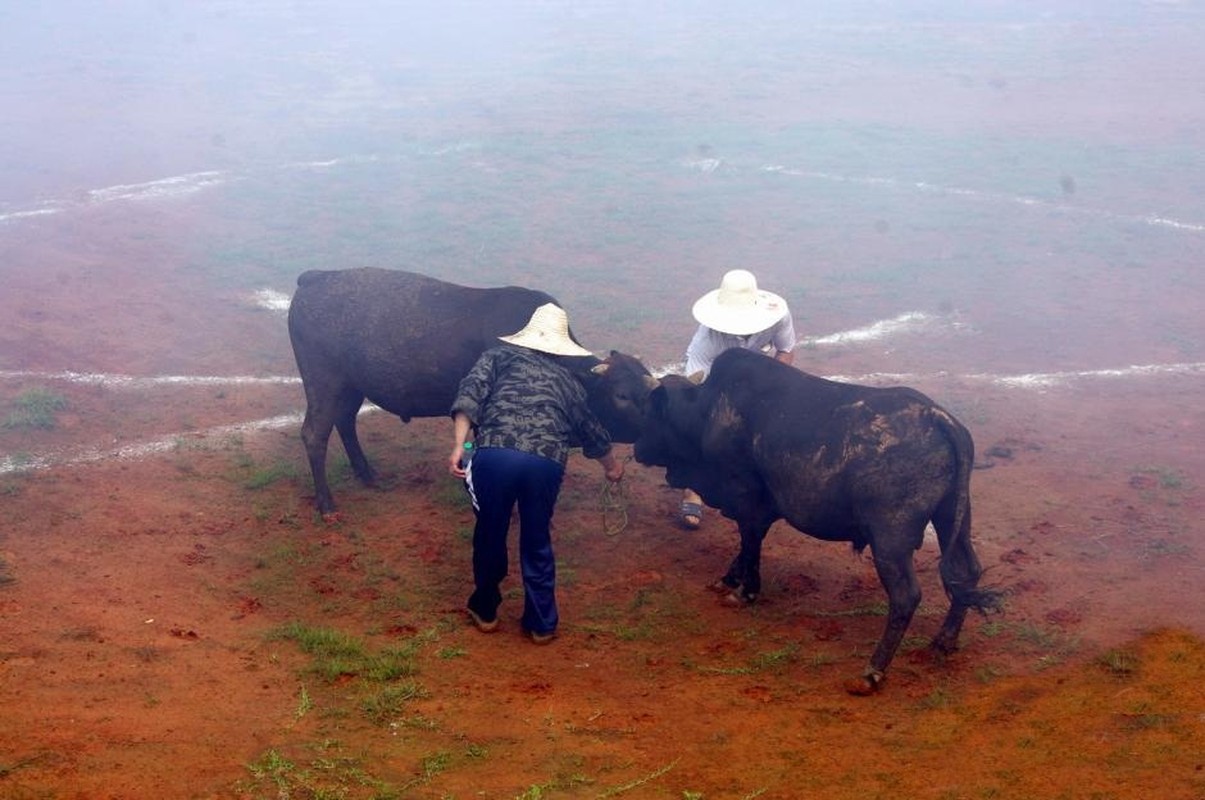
[1,1,1202,377]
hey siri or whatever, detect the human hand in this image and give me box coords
[604,459,624,483]
[449,445,467,478]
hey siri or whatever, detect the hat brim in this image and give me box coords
[691,289,788,335]
[497,331,595,358]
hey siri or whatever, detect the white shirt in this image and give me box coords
[683,313,797,377]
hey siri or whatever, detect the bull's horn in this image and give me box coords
[644,375,660,390]
[590,363,610,375]
[687,370,705,385]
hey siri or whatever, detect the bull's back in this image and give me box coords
[288,268,557,419]
[709,350,968,536]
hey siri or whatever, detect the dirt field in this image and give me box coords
[1,199,1202,799]
[2,4,1204,799]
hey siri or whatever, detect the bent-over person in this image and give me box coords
[449,303,623,644]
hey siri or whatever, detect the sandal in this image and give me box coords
[679,500,704,530]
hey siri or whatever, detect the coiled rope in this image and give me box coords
[600,455,634,536]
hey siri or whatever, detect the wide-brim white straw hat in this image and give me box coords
[498,302,595,357]
[691,269,788,335]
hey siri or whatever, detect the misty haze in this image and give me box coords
[1,2,1201,798]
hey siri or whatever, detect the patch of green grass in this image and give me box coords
[752,644,799,672]
[918,685,954,710]
[1096,647,1140,678]
[691,643,803,677]
[1119,701,1177,731]
[596,759,679,798]
[1133,464,1186,490]
[432,477,473,510]
[361,681,425,724]
[814,602,889,618]
[4,387,67,430]
[232,453,299,490]
[294,685,313,719]
[270,622,421,684]
[243,740,400,799]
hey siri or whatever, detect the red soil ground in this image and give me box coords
[0,204,1201,799]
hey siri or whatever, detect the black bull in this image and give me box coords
[634,347,999,693]
[287,267,655,515]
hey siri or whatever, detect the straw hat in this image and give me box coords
[498,303,595,357]
[691,269,788,335]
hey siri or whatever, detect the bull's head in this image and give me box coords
[581,350,658,444]
[632,374,707,476]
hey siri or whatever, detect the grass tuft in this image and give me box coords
[4,387,67,430]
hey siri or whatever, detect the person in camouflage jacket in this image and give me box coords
[448,303,624,643]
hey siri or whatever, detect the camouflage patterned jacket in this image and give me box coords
[450,345,613,466]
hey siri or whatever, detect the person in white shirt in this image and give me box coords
[679,269,797,529]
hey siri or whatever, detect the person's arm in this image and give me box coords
[595,448,624,482]
[449,411,473,477]
[563,372,622,481]
[684,325,719,377]
[448,350,496,477]
[772,312,797,365]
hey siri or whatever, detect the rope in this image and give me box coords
[600,455,634,536]
[600,477,628,536]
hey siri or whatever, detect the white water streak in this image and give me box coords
[87,171,230,203]
[283,155,381,169]
[0,412,304,476]
[761,165,1205,233]
[0,370,300,389]
[0,404,385,476]
[252,288,293,313]
[2,356,1199,475]
[654,311,946,375]
[827,362,1205,388]
[0,207,60,223]
[804,311,938,346]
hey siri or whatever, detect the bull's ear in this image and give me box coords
[643,375,659,391]
[687,370,705,385]
[590,363,610,376]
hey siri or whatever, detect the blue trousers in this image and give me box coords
[464,447,565,635]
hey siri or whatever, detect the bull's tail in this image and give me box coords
[932,408,1001,614]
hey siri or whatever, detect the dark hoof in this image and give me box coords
[844,671,886,696]
[720,591,755,608]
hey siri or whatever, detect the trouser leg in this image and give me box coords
[516,454,565,635]
[465,448,517,622]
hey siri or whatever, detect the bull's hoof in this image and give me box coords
[721,591,755,608]
[926,638,958,661]
[844,670,886,696]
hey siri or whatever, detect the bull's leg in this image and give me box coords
[716,521,771,603]
[300,402,338,516]
[332,388,374,485]
[849,546,922,695]
[716,553,745,593]
[738,522,769,601]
